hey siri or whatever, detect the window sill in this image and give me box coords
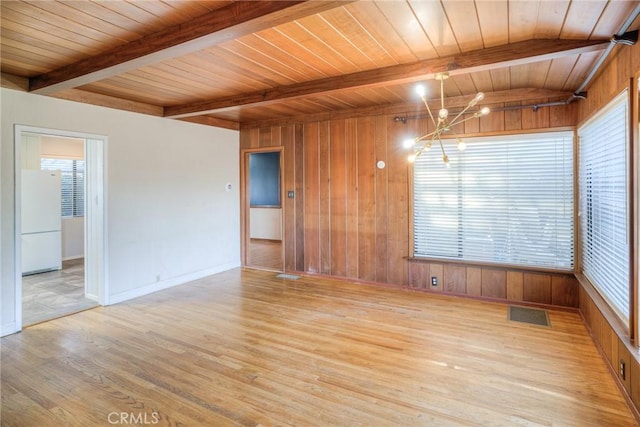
[406,256,575,275]
[575,273,638,356]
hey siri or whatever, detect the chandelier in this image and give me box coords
[404,72,490,167]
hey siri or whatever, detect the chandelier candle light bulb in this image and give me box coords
[404,72,490,166]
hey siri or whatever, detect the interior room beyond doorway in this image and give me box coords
[20,132,97,326]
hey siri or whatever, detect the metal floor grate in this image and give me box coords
[508,306,550,327]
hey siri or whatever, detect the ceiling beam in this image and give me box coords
[240,88,573,129]
[51,89,164,116]
[178,116,239,131]
[1,72,28,91]
[164,38,608,119]
[29,1,355,95]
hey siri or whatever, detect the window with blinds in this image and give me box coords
[41,158,85,217]
[578,91,629,322]
[412,131,574,271]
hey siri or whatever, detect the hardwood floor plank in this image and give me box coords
[2,268,637,426]
[248,238,282,271]
[0,383,65,427]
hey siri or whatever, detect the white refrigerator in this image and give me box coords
[22,169,62,275]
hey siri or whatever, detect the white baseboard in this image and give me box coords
[85,293,99,302]
[108,262,241,305]
[62,255,84,261]
[1,322,19,337]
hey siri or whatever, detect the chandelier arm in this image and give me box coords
[421,97,439,128]
[440,77,445,111]
[448,111,487,127]
[437,120,453,134]
[420,128,444,147]
[434,126,447,139]
[414,129,442,142]
[449,104,475,126]
[436,135,446,157]
[415,129,440,142]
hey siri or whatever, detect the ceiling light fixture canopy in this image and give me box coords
[404,72,490,167]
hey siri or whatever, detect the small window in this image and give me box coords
[41,158,85,217]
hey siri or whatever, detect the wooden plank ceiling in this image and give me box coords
[2,0,639,130]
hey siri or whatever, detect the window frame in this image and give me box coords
[577,89,631,325]
[40,157,85,218]
[409,129,576,273]
[633,74,640,346]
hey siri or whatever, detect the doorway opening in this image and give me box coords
[14,125,107,329]
[242,147,284,271]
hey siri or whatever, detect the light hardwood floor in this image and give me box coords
[2,268,637,426]
[22,258,97,326]
[248,238,282,270]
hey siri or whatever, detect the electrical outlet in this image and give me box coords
[619,360,626,380]
[431,276,438,286]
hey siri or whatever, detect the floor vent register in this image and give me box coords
[276,273,300,280]
[508,305,550,327]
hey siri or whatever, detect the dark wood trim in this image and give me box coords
[630,74,639,346]
[240,150,248,268]
[294,124,305,272]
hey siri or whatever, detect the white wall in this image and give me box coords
[62,217,84,260]
[1,88,240,335]
[250,207,282,240]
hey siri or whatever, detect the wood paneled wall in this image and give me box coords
[579,280,640,416]
[408,260,578,308]
[575,39,640,418]
[240,97,578,303]
[577,41,640,124]
[242,116,411,284]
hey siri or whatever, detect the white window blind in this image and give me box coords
[41,158,85,217]
[578,91,629,322]
[413,131,574,270]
